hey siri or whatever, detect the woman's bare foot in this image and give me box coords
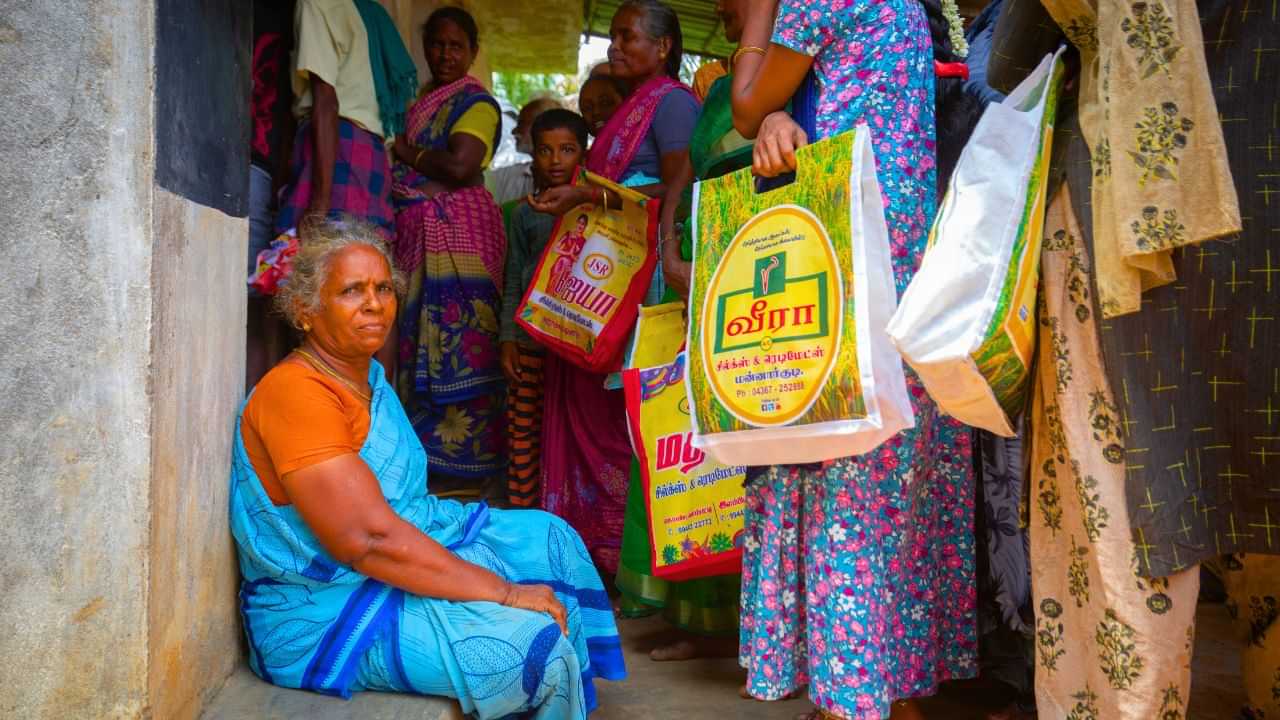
[650,639,699,661]
[889,699,925,720]
[649,635,737,662]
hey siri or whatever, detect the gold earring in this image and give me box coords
[302,322,312,332]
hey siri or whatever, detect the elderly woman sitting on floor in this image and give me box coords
[229,219,625,719]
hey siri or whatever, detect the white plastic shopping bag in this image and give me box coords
[887,48,1067,437]
[686,127,913,466]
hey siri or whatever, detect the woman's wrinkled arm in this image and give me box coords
[282,453,570,632]
[658,157,694,300]
[282,454,511,601]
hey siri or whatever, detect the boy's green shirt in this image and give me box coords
[500,199,558,346]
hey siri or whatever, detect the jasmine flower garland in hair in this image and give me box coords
[943,0,969,58]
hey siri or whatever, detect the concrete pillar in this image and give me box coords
[146,189,245,719]
[0,0,157,716]
[0,1,246,717]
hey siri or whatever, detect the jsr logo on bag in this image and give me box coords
[700,205,842,427]
[515,171,659,372]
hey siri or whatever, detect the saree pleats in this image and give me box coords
[392,78,507,479]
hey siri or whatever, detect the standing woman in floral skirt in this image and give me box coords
[727,0,979,717]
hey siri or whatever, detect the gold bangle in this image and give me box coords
[731,45,767,70]
[413,148,426,168]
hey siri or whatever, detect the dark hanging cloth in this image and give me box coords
[974,425,1035,707]
[994,0,1280,578]
[920,0,989,195]
[1091,0,1280,576]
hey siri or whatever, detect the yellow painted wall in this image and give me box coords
[382,0,582,87]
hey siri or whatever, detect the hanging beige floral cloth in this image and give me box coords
[1030,186,1200,720]
[1043,0,1241,318]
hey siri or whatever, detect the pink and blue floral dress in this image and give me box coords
[738,1,978,718]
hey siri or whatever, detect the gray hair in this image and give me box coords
[618,0,684,80]
[517,95,564,130]
[274,218,406,329]
[522,95,563,117]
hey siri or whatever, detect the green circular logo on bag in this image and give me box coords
[699,204,843,427]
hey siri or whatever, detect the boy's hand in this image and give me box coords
[527,185,593,216]
[500,342,522,383]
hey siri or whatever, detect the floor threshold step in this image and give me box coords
[201,666,464,720]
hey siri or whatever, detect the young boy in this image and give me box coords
[500,109,591,507]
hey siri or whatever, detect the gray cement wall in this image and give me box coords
[148,190,246,720]
[0,0,156,717]
[0,3,250,718]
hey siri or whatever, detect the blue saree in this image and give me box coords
[229,361,626,717]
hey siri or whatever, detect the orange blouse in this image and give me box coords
[241,360,371,505]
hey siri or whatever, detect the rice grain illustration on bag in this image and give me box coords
[887,49,1066,437]
[624,353,746,581]
[516,171,659,373]
[687,129,913,466]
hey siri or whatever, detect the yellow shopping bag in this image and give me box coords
[623,353,746,581]
[688,129,913,465]
[516,171,658,372]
